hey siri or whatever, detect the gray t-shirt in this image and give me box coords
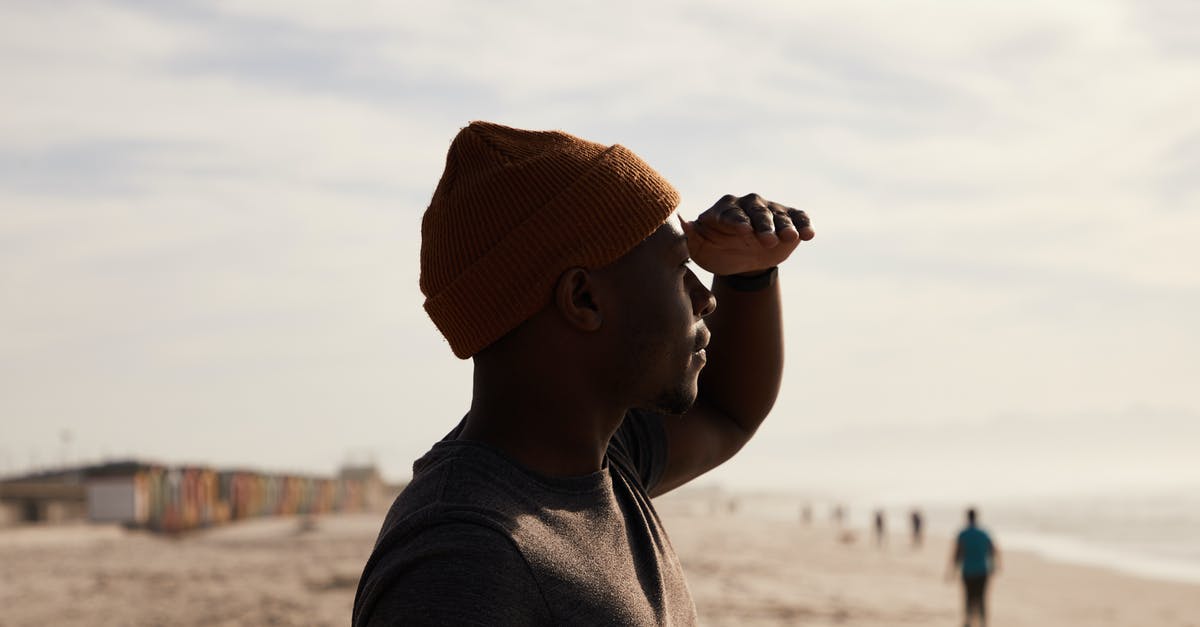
[352,410,697,626]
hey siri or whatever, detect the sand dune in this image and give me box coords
[2,499,1197,626]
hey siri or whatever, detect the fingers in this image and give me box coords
[787,207,815,241]
[698,195,752,233]
[694,193,815,247]
[737,194,816,246]
[739,195,779,248]
[772,209,799,243]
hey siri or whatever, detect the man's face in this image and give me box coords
[601,215,716,414]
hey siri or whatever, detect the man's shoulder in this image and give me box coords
[357,440,558,624]
[374,516,526,565]
[379,443,535,535]
[354,519,549,626]
[958,527,991,542]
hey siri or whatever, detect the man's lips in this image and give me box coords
[693,329,711,354]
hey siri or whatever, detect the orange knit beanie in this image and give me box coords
[420,121,680,358]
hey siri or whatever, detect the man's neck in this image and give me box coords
[460,367,626,478]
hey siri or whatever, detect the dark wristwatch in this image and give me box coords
[718,266,777,292]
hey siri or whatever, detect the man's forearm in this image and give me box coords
[694,272,785,435]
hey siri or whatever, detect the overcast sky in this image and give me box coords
[2,0,1198,499]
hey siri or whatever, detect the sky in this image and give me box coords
[2,0,1198,501]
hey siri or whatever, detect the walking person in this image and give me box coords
[947,507,1000,627]
[910,508,924,548]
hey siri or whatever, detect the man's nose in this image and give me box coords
[692,282,717,318]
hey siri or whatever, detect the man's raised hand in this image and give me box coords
[683,194,814,277]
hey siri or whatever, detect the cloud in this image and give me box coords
[1128,0,1200,58]
[1155,131,1200,208]
[2,0,1198,483]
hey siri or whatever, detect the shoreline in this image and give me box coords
[658,487,1200,588]
[996,528,1200,586]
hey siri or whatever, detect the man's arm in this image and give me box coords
[651,194,813,496]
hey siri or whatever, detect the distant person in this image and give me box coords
[800,503,812,524]
[873,509,886,546]
[947,508,1000,627]
[351,122,816,625]
[910,508,924,548]
[832,504,846,527]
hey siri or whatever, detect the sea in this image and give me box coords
[699,484,1200,585]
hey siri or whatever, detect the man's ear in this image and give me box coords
[554,267,603,332]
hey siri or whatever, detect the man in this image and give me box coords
[352,121,814,625]
[947,507,1000,627]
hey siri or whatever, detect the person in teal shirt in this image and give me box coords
[947,508,1000,627]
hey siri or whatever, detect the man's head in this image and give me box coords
[967,508,978,525]
[419,122,715,414]
[419,121,680,359]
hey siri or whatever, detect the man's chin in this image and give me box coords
[644,387,698,416]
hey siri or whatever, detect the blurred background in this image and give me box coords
[2,0,1199,624]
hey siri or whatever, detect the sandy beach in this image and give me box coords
[2,496,1197,626]
[655,495,1200,627]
